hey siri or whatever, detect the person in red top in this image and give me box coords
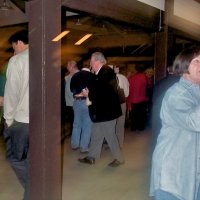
[127,64,148,131]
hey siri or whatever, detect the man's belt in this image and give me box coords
[74,96,86,100]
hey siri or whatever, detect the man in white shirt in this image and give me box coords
[114,66,129,148]
[3,30,29,200]
[64,60,79,137]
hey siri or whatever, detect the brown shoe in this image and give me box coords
[108,159,124,167]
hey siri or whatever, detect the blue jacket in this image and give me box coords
[150,77,200,200]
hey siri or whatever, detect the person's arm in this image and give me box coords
[123,76,130,98]
[3,57,21,126]
[161,88,200,132]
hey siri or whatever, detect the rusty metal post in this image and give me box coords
[27,0,62,199]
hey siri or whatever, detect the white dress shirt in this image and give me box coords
[65,74,74,107]
[4,48,29,126]
[116,73,129,97]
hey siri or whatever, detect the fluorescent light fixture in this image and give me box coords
[75,34,92,45]
[52,30,70,42]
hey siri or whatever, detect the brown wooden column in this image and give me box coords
[154,0,174,83]
[154,29,168,83]
[165,0,176,68]
[27,0,62,199]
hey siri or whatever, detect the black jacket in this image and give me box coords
[70,69,95,96]
[88,66,122,122]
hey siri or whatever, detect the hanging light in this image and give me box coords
[0,0,13,11]
[75,19,82,26]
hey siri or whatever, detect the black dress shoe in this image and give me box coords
[80,150,89,154]
[78,157,95,165]
[108,159,125,167]
[72,147,79,151]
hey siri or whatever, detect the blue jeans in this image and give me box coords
[155,186,200,200]
[71,100,92,152]
[154,190,180,200]
[3,121,29,200]
[198,185,200,200]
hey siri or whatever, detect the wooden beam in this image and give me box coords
[62,0,159,30]
[154,31,168,83]
[107,56,153,63]
[88,33,152,47]
[27,0,62,199]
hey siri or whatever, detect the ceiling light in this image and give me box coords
[75,34,92,45]
[75,19,82,26]
[0,0,13,10]
[52,30,70,42]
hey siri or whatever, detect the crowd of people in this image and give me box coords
[63,53,154,167]
[63,46,200,200]
[1,29,200,200]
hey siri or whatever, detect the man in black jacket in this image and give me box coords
[78,52,124,167]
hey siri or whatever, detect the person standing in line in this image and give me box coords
[64,60,79,137]
[70,64,95,153]
[114,66,129,148]
[151,66,179,153]
[127,64,148,131]
[145,67,154,126]
[150,46,200,200]
[78,52,124,167]
[3,29,29,200]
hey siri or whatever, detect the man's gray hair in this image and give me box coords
[91,52,107,65]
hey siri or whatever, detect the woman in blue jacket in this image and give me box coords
[150,46,200,200]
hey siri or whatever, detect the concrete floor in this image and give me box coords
[0,128,152,200]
